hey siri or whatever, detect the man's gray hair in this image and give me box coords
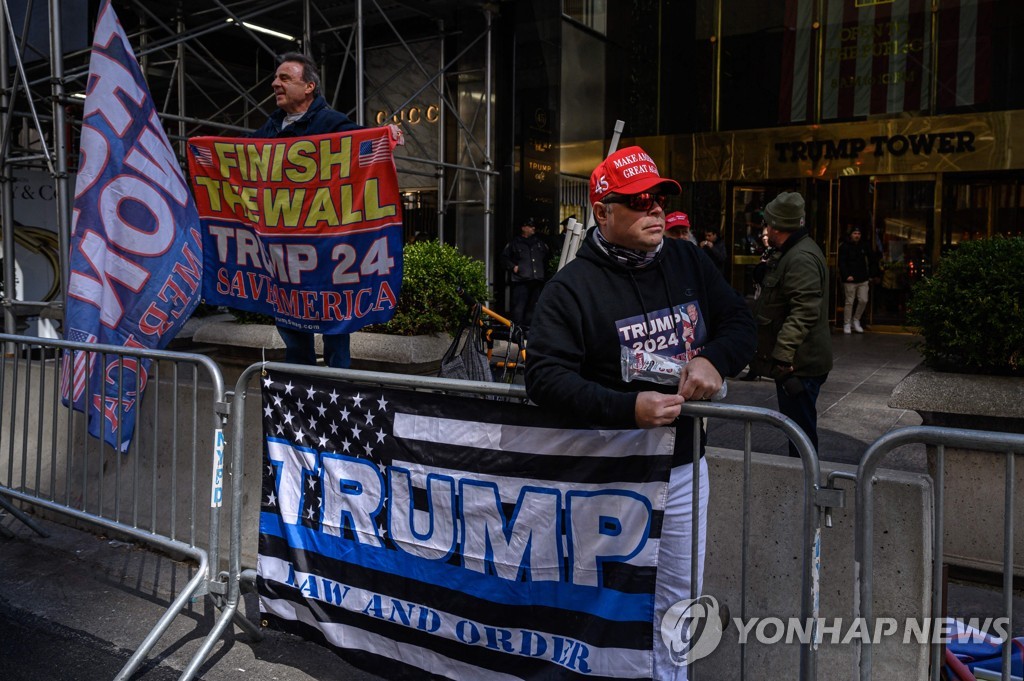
[278,52,321,93]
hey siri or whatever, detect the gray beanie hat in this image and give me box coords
[764,192,806,231]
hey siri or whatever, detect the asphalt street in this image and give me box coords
[0,602,179,681]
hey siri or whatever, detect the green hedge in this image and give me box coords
[907,236,1024,376]
[362,240,488,336]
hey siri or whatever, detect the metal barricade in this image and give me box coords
[212,362,828,681]
[194,363,529,679]
[681,400,827,681]
[855,425,1024,681]
[0,333,230,681]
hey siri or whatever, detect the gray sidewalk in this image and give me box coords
[714,329,927,471]
[0,515,376,681]
[0,330,930,680]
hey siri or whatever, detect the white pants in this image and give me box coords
[843,281,869,325]
[653,457,710,681]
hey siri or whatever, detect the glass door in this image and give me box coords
[728,181,830,306]
[871,178,935,327]
[728,185,770,301]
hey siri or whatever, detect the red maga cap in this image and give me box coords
[666,211,691,230]
[589,146,681,206]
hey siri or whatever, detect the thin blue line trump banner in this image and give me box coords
[188,128,403,334]
[258,369,674,679]
[64,0,202,452]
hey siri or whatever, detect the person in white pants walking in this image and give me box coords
[838,226,873,333]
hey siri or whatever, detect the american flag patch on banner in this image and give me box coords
[257,369,675,680]
[59,328,98,403]
[189,144,214,167]
[358,136,392,167]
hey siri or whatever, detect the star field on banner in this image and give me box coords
[257,369,675,679]
[188,128,403,335]
[64,0,203,452]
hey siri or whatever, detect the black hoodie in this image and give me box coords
[525,229,755,457]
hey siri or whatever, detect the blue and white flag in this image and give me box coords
[258,369,674,679]
[63,0,202,451]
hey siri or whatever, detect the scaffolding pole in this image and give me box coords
[49,0,70,319]
[0,0,14,335]
[2,0,500,338]
[483,7,494,286]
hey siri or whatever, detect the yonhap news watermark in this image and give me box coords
[661,595,1009,667]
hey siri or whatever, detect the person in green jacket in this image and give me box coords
[752,192,833,457]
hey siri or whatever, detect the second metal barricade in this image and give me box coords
[856,425,1024,681]
[0,332,230,680]
[207,363,827,681]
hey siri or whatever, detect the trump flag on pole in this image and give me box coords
[63,0,203,452]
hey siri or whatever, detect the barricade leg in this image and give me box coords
[115,554,210,681]
[0,491,49,536]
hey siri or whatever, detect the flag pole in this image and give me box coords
[559,119,625,271]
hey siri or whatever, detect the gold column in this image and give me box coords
[711,0,722,132]
[813,0,824,124]
[929,0,939,112]
[986,183,997,238]
[656,1,663,134]
[719,180,728,236]
[932,173,943,265]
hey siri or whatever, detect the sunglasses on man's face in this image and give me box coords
[600,193,668,212]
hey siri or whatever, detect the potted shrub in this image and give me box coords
[362,239,488,337]
[889,236,1024,574]
[906,236,1023,376]
[353,240,488,374]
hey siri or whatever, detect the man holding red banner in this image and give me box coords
[251,52,361,368]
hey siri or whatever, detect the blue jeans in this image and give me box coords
[775,373,828,458]
[277,327,351,369]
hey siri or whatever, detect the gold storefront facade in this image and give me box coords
[572,111,1024,329]
[556,0,1024,329]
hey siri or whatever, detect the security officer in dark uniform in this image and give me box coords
[501,218,549,328]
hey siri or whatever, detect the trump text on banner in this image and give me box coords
[257,369,676,679]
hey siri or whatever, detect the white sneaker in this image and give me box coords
[852,320,864,333]
[843,324,851,334]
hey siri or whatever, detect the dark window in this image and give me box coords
[720,4,787,130]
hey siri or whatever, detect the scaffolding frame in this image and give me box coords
[0,0,498,336]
